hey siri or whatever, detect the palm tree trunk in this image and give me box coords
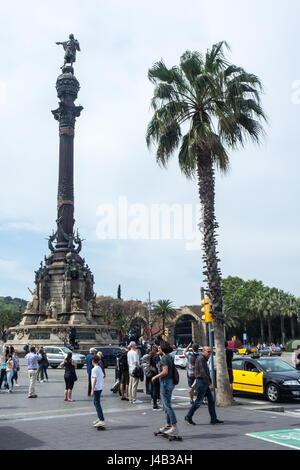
[197,154,231,407]
[259,311,265,343]
[291,315,295,339]
[267,309,273,343]
[280,313,285,346]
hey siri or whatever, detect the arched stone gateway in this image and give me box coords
[166,307,207,347]
[130,316,148,339]
[174,314,198,346]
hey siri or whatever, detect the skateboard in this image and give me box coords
[154,430,183,442]
[96,426,106,431]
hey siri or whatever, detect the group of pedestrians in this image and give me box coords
[0,344,20,393]
[1,339,225,437]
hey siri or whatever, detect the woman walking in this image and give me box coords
[5,354,14,393]
[39,350,49,382]
[60,352,77,402]
[152,341,178,436]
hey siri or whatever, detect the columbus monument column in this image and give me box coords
[8,35,118,351]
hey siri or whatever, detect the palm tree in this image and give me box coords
[114,313,131,340]
[269,289,288,346]
[285,294,298,339]
[146,42,266,406]
[250,286,268,344]
[152,299,177,336]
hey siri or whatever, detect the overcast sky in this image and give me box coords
[0,0,299,307]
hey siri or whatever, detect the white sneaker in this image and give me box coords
[159,425,171,433]
[94,420,105,428]
[164,427,178,436]
[132,399,143,404]
[93,419,100,425]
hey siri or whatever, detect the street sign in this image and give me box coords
[247,429,300,450]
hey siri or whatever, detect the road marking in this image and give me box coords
[247,429,300,450]
[0,398,191,424]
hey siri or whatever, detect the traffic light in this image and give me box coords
[201,297,213,323]
[164,328,169,337]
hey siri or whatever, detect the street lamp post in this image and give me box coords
[147,292,152,345]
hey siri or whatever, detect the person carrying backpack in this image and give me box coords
[149,346,161,410]
[118,347,129,401]
[151,341,179,437]
[141,350,152,395]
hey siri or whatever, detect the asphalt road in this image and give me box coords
[1,353,300,454]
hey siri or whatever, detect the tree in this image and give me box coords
[222,277,262,332]
[117,285,122,300]
[285,294,299,340]
[114,313,131,340]
[152,299,177,335]
[146,42,266,406]
[0,306,22,339]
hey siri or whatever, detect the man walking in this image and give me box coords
[91,355,105,429]
[25,346,42,398]
[184,342,200,404]
[127,341,142,404]
[185,346,223,425]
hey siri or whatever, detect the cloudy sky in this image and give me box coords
[0,0,299,307]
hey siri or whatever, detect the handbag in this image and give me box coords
[132,366,140,378]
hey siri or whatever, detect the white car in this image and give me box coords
[43,346,86,369]
[174,349,187,369]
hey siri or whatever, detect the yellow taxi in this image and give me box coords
[232,356,300,402]
[237,345,257,355]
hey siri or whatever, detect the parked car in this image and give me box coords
[174,348,187,369]
[259,346,282,357]
[92,346,122,367]
[232,356,300,402]
[43,346,86,369]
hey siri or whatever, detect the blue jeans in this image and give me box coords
[160,378,177,425]
[6,370,13,391]
[40,364,48,381]
[186,379,217,422]
[94,390,105,421]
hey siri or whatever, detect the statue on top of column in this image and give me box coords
[56,34,80,69]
